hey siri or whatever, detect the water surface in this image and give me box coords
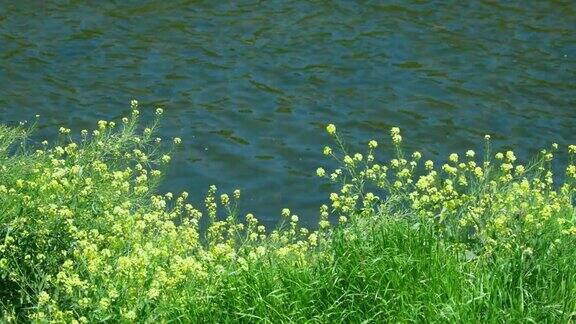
[1,1,575,226]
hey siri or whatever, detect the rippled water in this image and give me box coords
[1,1,575,226]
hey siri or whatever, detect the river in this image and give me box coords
[1,1,575,226]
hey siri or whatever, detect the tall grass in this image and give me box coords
[1,103,575,322]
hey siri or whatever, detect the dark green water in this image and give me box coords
[1,1,575,226]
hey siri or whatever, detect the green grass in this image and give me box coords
[1,107,575,322]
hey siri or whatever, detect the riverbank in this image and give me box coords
[1,105,575,322]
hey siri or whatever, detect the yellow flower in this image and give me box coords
[326,124,336,135]
[147,288,160,299]
[442,164,457,175]
[38,291,50,305]
[323,146,332,155]
[474,167,484,178]
[220,194,229,205]
[123,310,136,321]
[99,298,110,310]
[466,150,475,158]
[308,233,318,246]
[174,137,182,144]
[316,167,326,177]
[368,140,378,149]
[449,153,459,163]
[505,151,516,162]
[343,155,354,165]
[567,165,576,178]
[155,107,164,115]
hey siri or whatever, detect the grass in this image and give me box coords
[1,103,575,322]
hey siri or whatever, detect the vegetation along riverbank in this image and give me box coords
[1,101,575,322]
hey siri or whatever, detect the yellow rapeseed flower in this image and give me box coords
[326,124,336,135]
[449,153,459,163]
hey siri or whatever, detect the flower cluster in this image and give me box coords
[1,111,574,322]
[319,124,576,258]
[0,104,329,322]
